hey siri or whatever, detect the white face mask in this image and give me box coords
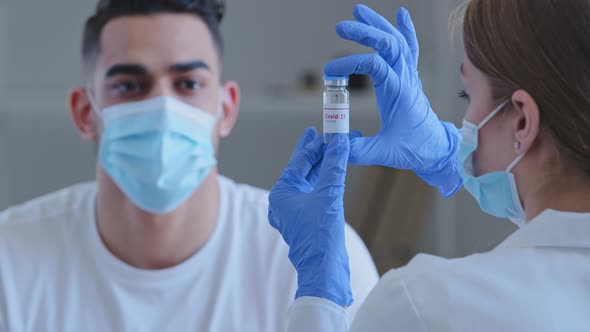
[458,101,528,227]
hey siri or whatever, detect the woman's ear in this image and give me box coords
[69,87,98,141]
[219,81,241,138]
[511,89,540,155]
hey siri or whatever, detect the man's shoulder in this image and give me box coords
[0,182,96,279]
[0,181,96,228]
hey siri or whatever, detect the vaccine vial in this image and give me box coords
[323,76,350,144]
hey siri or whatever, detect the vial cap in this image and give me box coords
[324,75,349,87]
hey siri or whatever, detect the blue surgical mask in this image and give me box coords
[458,101,527,227]
[92,95,220,215]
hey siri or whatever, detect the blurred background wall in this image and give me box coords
[0,0,517,274]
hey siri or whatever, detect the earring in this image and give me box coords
[514,141,521,152]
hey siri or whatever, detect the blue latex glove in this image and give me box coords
[268,127,353,307]
[325,5,463,197]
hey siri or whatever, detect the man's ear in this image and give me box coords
[219,81,241,138]
[511,89,541,155]
[69,87,98,142]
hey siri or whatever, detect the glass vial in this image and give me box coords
[323,76,350,144]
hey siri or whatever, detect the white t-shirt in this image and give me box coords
[0,176,379,332]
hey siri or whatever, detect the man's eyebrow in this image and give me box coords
[169,60,210,73]
[106,64,149,78]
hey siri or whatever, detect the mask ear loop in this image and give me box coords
[484,99,524,173]
[214,88,225,122]
[477,100,509,129]
[506,154,525,172]
[86,88,102,118]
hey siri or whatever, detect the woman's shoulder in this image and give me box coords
[357,248,581,331]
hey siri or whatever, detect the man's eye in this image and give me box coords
[178,80,202,91]
[113,81,143,94]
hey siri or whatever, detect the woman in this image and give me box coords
[269,0,590,331]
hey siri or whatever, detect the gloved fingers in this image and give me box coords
[314,134,350,195]
[324,54,397,88]
[348,136,385,166]
[307,130,361,185]
[348,130,363,140]
[294,127,319,151]
[282,134,325,185]
[281,127,321,188]
[336,21,412,68]
[267,208,279,230]
[353,4,396,35]
[396,7,419,70]
[267,205,292,244]
[286,128,321,169]
[306,161,322,186]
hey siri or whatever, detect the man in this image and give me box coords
[0,0,379,331]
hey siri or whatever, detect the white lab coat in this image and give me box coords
[287,209,590,331]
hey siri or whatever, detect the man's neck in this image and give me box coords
[95,168,221,270]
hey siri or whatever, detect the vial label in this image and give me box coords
[323,103,350,134]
